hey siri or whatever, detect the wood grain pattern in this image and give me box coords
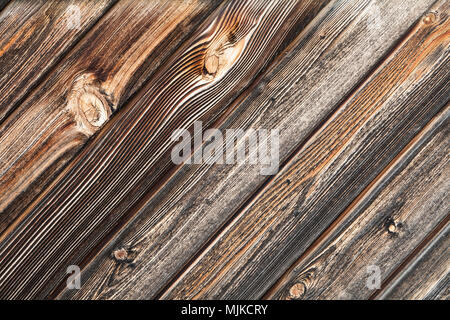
[0,0,323,300]
[0,0,221,234]
[160,1,449,299]
[60,0,440,300]
[377,223,449,300]
[0,0,447,301]
[266,107,449,299]
[0,0,116,123]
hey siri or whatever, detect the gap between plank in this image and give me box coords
[0,0,10,12]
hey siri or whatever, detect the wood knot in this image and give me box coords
[423,12,437,25]
[289,283,306,299]
[201,15,257,82]
[388,223,397,233]
[112,246,138,265]
[202,36,247,81]
[67,73,111,136]
[113,248,128,261]
[386,218,403,236]
[204,54,219,77]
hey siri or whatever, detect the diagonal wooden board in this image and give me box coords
[161,1,449,299]
[0,0,330,299]
[61,0,442,300]
[266,107,449,299]
[377,222,449,300]
[0,0,222,235]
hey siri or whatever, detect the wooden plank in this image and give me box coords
[377,223,449,300]
[0,0,116,123]
[0,0,221,234]
[160,1,450,299]
[266,108,449,299]
[0,0,325,300]
[424,273,450,300]
[428,275,450,300]
[61,0,440,300]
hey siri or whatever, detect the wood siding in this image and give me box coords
[0,0,448,300]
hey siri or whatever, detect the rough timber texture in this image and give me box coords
[161,1,449,299]
[266,107,449,300]
[60,0,442,300]
[0,0,448,301]
[0,0,116,123]
[0,0,327,300]
[0,0,221,235]
[377,223,449,300]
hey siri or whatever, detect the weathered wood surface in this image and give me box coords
[0,0,221,235]
[59,0,442,300]
[0,0,448,300]
[266,107,449,299]
[0,0,116,124]
[377,223,449,300]
[160,1,449,299]
[0,0,329,300]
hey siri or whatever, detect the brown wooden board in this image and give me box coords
[266,107,449,299]
[61,0,441,300]
[0,0,221,235]
[377,223,449,300]
[0,0,447,301]
[0,0,329,299]
[160,2,449,299]
[0,0,116,123]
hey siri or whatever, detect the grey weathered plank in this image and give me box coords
[61,0,440,300]
[160,1,449,299]
[266,107,449,299]
[0,0,324,300]
[377,223,449,300]
[425,274,450,300]
[0,0,116,123]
